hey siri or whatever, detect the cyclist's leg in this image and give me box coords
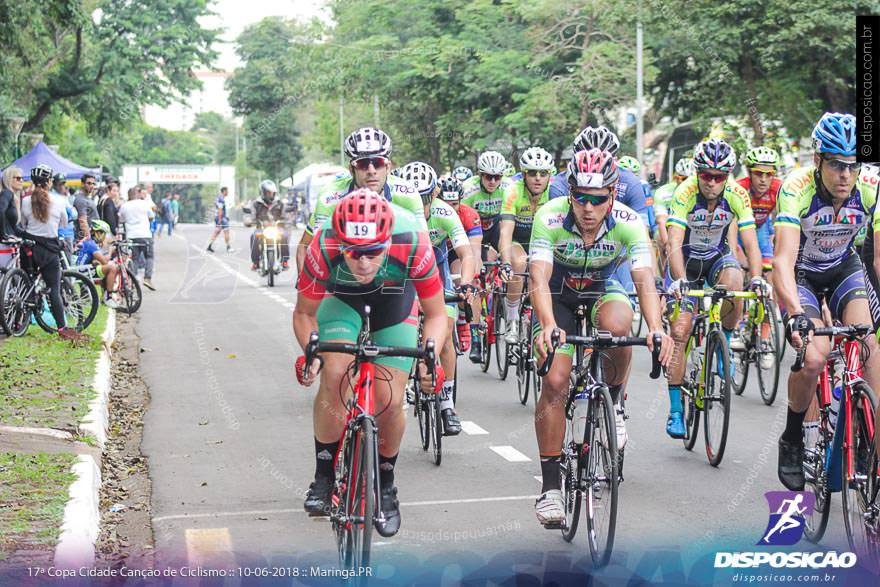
[832,259,880,401]
[710,253,744,333]
[505,242,528,321]
[757,221,774,284]
[436,252,462,434]
[592,282,634,394]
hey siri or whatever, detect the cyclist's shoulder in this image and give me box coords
[429,199,457,220]
[671,176,699,207]
[609,201,644,227]
[724,180,751,201]
[316,176,353,204]
[387,175,419,198]
[857,167,880,202]
[390,203,424,234]
[779,166,817,198]
[533,196,569,227]
[461,176,481,198]
[736,176,750,190]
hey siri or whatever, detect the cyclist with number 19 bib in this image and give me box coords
[294,189,447,538]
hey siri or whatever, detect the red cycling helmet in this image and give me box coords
[567,148,618,189]
[332,188,395,247]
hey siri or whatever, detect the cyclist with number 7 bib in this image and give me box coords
[294,189,447,538]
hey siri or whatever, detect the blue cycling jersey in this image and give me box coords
[550,168,649,227]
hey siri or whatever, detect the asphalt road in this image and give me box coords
[134,223,854,581]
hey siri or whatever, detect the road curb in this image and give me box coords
[54,309,116,568]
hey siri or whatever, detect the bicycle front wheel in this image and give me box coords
[516,311,531,405]
[479,299,492,372]
[560,422,582,542]
[430,397,442,466]
[842,383,879,563]
[584,385,619,567]
[120,267,143,315]
[731,325,750,396]
[60,271,99,331]
[756,301,782,406]
[703,330,731,467]
[337,418,376,573]
[803,392,832,543]
[494,292,509,380]
[0,268,33,337]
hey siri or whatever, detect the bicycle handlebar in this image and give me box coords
[791,323,872,372]
[564,332,663,379]
[304,331,438,384]
[536,328,562,377]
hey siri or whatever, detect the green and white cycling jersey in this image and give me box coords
[427,199,469,252]
[500,180,551,244]
[529,196,653,292]
[306,173,426,235]
[461,175,514,231]
[775,166,880,272]
[652,182,677,218]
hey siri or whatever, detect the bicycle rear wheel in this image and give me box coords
[756,302,782,406]
[337,418,376,573]
[60,271,99,331]
[0,268,33,337]
[560,421,582,542]
[842,383,879,561]
[416,392,430,451]
[802,391,832,543]
[703,330,731,467]
[479,299,492,372]
[516,310,531,405]
[731,325,750,396]
[584,385,618,567]
[682,337,700,451]
[120,267,143,315]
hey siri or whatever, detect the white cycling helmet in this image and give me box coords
[674,157,695,178]
[399,161,438,204]
[476,150,508,175]
[519,147,555,171]
[572,126,620,156]
[344,127,392,160]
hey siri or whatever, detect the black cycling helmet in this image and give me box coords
[31,164,53,186]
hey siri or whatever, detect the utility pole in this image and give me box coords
[636,20,644,173]
[373,94,380,127]
[339,95,345,167]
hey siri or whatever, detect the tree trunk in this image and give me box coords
[741,51,763,145]
[576,14,596,131]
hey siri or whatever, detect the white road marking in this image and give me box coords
[459,421,488,435]
[489,445,531,462]
[153,495,539,523]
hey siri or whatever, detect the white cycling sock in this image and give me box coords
[441,381,455,411]
[803,421,819,450]
[505,298,520,322]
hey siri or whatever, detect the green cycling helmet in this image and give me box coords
[617,155,641,174]
[743,146,780,169]
[90,218,111,234]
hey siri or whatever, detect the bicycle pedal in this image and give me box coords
[542,521,563,530]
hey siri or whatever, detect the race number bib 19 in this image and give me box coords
[346,222,378,239]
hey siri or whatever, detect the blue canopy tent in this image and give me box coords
[7,141,101,185]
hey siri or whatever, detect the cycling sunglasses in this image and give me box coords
[341,243,388,260]
[698,171,728,184]
[749,168,776,178]
[570,191,612,206]
[480,173,502,182]
[525,170,551,178]
[822,157,861,174]
[352,156,389,171]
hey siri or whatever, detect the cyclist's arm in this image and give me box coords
[738,226,763,280]
[771,225,803,315]
[632,265,663,332]
[293,294,321,350]
[452,241,476,285]
[295,231,313,275]
[469,234,483,277]
[93,250,111,265]
[420,290,448,350]
[666,225,686,281]
[498,219,515,264]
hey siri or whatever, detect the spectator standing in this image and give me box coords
[49,173,77,259]
[143,183,158,236]
[119,186,157,291]
[171,193,181,225]
[157,194,174,237]
[206,186,234,253]
[19,164,84,341]
[73,173,99,241]
[98,180,122,236]
[0,166,24,241]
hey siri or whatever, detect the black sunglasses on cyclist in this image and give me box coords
[352,157,389,171]
[480,173,502,182]
[571,191,611,206]
[822,157,861,174]
[525,170,550,178]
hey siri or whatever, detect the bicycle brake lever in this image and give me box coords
[649,333,662,379]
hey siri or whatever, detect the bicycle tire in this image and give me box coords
[703,330,731,467]
[756,301,782,406]
[682,336,700,451]
[803,382,832,543]
[842,383,878,557]
[560,419,581,542]
[479,318,491,373]
[66,271,99,330]
[339,417,376,573]
[494,292,510,380]
[120,267,143,315]
[0,268,33,337]
[585,385,618,567]
[416,392,430,452]
[731,325,750,396]
[452,356,458,405]
[630,307,643,337]
[267,248,275,287]
[430,397,442,466]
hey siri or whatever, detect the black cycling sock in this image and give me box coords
[608,384,623,405]
[379,453,398,488]
[540,454,561,493]
[314,438,339,480]
[781,408,807,444]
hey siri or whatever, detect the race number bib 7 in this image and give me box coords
[575,172,603,188]
[346,222,378,239]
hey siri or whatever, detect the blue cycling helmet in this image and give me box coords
[693,138,737,172]
[812,112,857,156]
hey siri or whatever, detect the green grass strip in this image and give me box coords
[0,451,78,556]
[0,306,109,430]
